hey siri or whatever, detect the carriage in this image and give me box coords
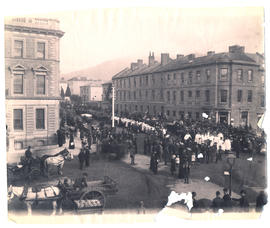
[67,176,118,214]
[7,157,41,183]
[8,176,118,215]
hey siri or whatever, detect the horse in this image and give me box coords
[40,148,73,177]
[7,185,63,216]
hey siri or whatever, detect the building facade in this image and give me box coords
[67,76,103,96]
[112,46,265,128]
[80,84,103,103]
[5,17,64,152]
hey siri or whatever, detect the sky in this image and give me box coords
[27,7,265,74]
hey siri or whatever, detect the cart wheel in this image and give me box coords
[81,191,105,208]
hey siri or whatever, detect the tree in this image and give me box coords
[65,85,71,97]
[60,87,65,99]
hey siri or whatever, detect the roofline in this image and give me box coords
[5,24,64,38]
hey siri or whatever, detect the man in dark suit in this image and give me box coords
[212,191,224,212]
[78,148,85,170]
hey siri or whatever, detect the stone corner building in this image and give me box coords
[112,46,265,129]
[5,17,64,153]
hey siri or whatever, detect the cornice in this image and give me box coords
[5,24,64,38]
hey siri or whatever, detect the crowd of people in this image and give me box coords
[54,110,267,212]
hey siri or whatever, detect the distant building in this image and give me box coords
[5,17,64,152]
[67,76,103,96]
[80,84,103,103]
[112,46,265,128]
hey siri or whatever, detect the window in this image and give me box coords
[135,105,138,111]
[180,91,184,102]
[145,76,148,86]
[36,74,45,94]
[205,90,210,102]
[13,73,24,94]
[167,74,171,80]
[153,106,156,115]
[140,105,143,112]
[151,90,155,100]
[37,42,45,59]
[206,69,211,81]
[261,95,265,107]
[124,91,126,100]
[36,109,45,129]
[139,90,142,99]
[237,90,242,102]
[237,69,243,81]
[196,112,200,120]
[152,75,155,84]
[139,77,142,86]
[220,68,228,81]
[196,71,201,82]
[14,40,23,57]
[173,91,176,102]
[134,78,136,88]
[188,90,192,98]
[124,79,126,88]
[133,91,136,100]
[173,111,176,117]
[181,73,185,83]
[128,91,131,100]
[247,90,253,102]
[14,109,23,130]
[167,91,170,102]
[14,141,23,150]
[196,90,200,98]
[188,112,192,119]
[167,110,170,116]
[173,73,177,80]
[220,90,228,103]
[248,70,253,82]
[160,89,164,100]
[128,78,131,88]
[145,90,148,99]
[188,72,193,84]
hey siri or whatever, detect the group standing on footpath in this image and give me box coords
[55,111,267,212]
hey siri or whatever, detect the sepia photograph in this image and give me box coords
[2,0,269,224]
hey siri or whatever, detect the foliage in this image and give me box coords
[65,85,71,97]
[60,87,65,99]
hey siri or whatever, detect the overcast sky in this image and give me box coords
[7,7,265,74]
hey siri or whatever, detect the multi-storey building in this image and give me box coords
[80,84,103,102]
[112,46,265,128]
[67,76,103,96]
[5,17,64,153]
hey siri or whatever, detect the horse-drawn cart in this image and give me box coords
[8,176,118,215]
[67,176,118,214]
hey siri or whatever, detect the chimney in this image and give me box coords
[176,54,184,60]
[148,51,155,66]
[229,45,245,53]
[130,62,138,71]
[137,59,143,67]
[187,54,195,60]
[207,51,215,56]
[161,53,170,66]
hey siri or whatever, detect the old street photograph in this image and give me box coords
[4,6,268,222]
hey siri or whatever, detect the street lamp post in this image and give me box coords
[227,153,236,196]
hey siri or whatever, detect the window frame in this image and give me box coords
[13,109,23,130]
[220,89,228,103]
[220,68,228,81]
[35,108,46,130]
[247,90,253,102]
[237,90,243,102]
[13,40,24,58]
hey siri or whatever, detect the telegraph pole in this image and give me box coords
[112,86,115,128]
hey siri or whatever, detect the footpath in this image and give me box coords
[122,154,240,200]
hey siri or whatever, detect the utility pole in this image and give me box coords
[112,86,115,128]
